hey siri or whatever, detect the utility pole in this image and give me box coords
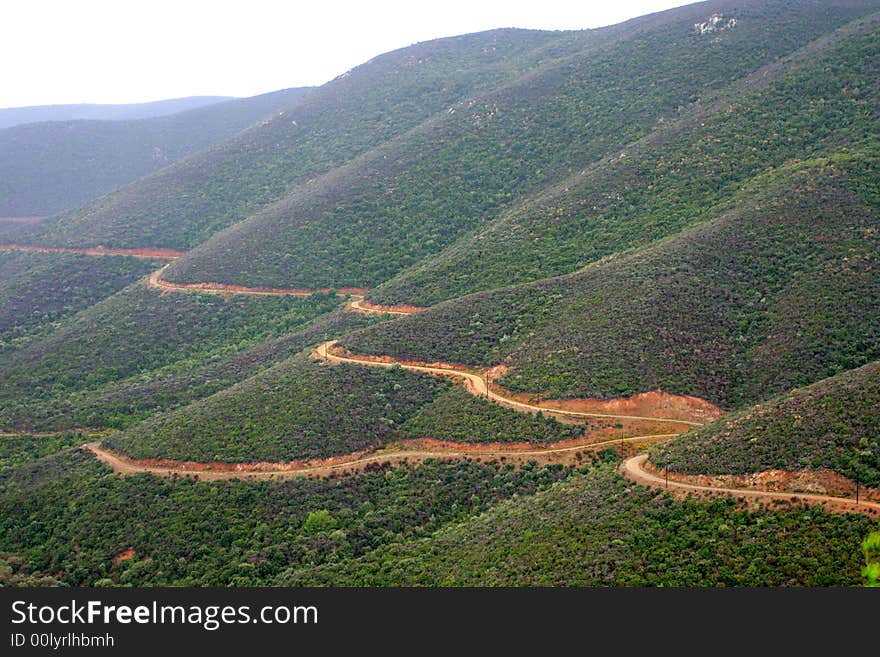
[665,466,669,490]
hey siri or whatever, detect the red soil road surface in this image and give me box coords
[621,453,880,518]
[83,434,675,481]
[147,264,368,298]
[0,244,183,261]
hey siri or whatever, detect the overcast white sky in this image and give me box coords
[2,0,696,108]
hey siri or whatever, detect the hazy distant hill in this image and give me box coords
[0,96,233,129]
[0,88,312,216]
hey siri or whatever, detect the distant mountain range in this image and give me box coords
[0,88,312,217]
[0,96,234,129]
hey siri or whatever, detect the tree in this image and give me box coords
[863,531,880,587]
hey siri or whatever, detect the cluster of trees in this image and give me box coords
[287,463,877,586]
[0,449,569,586]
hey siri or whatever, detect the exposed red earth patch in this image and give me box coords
[112,548,136,565]
[0,244,183,260]
[641,459,880,504]
[347,298,427,315]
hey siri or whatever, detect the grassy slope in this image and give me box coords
[28,309,384,431]
[342,157,880,409]
[284,464,876,586]
[651,361,880,486]
[0,451,569,586]
[0,251,156,349]
[0,88,311,216]
[163,0,876,292]
[105,356,448,462]
[0,284,342,430]
[22,30,575,250]
[104,353,574,462]
[371,10,880,304]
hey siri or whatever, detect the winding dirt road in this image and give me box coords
[621,453,880,518]
[83,434,673,481]
[314,340,704,427]
[9,241,876,516]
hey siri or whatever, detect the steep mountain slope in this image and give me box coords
[370,11,880,304]
[0,96,232,130]
[21,29,580,249]
[651,361,880,486]
[285,464,874,586]
[0,284,341,430]
[0,251,156,349]
[342,156,880,409]
[0,451,569,586]
[163,0,878,292]
[0,308,383,432]
[0,88,311,216]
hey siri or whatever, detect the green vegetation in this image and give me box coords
[285,463,876,585]
[401,386,575,445]
[105,356,447,462]
[650,361,880,486]
[0,451,569,586]
[164,0,877,293]
[0,433,87,470]
[864,532,880,586]
[0,285,342,431]
[0,251,155,350]
[372,13,880,305]
[343,158,880,409]
[0,88,310,216]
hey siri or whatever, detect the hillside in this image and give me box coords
[162,0,878,292]
[0,96,232,130]
[370,11,880,305]
[0,87,311,216]
[341,156,880,409]
[20,29,578,250]
[0,0,878,590]
[651,361,880,486]
[285,464,874,586]
[0,283,342,431]
[0,251,156,349]
[103,352,575,463]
